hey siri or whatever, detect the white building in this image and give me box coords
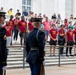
[0,0,76,19]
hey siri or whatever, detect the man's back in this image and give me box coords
[27,28,39,47]
[26,18,45,75]
[26,28,45,63]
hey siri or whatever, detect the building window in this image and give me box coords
[22,0,31,13]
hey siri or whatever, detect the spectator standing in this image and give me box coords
[38,13,42,18]
[3,19,12,46]
[22,9,28,16]
[64,19,68,29]
[18,16,27,46]
[57,14,61,20]
[28,19,34,31]
[16,9,21,16]
[68,21,74,29]
[70,14,73,20]
[9,15,14,33]
[43,17,51,41]
[58,25,66,57]
[51,13,57,19]
[73,25,76,56]
[56,20,61,28]
[9,15,14,45]
[13,14,20,42]
[43,14,46,18]
[0,7,4,12]
[66,26,74,56]
[42,14,46,22]
[49,24,58,56]
[8,8,14,16]
[34,14,37,18]
[51,19,56,25]
[29,12,34,18]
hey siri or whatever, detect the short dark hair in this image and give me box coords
[10,8,12,10]
[17,9,19,11]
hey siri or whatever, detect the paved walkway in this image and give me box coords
[7,65,76,75]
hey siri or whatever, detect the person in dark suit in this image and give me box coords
[26,18,45,75]
[0,11,7,75]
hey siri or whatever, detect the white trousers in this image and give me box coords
[6,36,11,46]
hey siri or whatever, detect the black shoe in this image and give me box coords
[49,55,52,57]
[70,55,74,56]
[74,54,76,56]
[53,54,56,56]
[66,55,69,57]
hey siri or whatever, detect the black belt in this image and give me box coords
[31,47,38,50]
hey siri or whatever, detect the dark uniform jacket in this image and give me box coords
[26,28,45,64]
[0,27,7,67]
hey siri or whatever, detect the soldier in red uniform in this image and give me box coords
[49,24,58,56]
[18,16,27,46]
[66,26,74,56]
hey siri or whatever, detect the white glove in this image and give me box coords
[2,66,7,70]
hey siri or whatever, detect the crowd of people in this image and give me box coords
[1,7,76,57]
[1,6,76,75]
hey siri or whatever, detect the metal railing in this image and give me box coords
[49,45,76,66]
[7,45,25,69]
[7,45,76,69]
